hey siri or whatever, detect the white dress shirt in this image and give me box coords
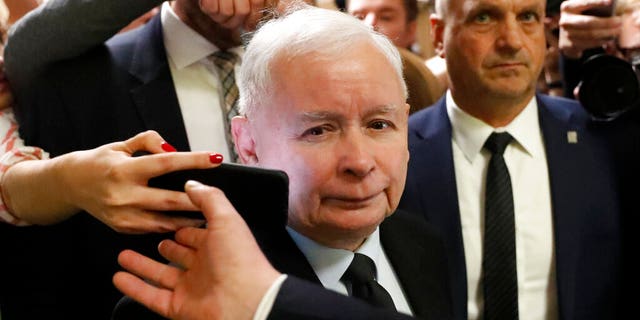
[287,227,413,316]
[446,91,558,320]
[161,3,242,160]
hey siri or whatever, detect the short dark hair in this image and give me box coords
[344,0,419,22]
[404,0,418,22]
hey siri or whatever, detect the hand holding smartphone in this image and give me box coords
[148,163,290,236]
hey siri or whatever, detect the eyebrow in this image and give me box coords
[298,104,400,122]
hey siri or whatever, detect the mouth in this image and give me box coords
[491,62,525,69]
[323,193,381,209]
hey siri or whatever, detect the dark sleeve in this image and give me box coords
[3,0,163,94]
[111,277,416,320]
[268,276,417,320]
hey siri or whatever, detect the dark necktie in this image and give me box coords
[340,253,397,310]
[210,50,239,162]
[482,132,518,320]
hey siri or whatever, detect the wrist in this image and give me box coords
[0,164,18,216]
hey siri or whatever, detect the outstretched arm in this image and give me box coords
[3,0,163,92]
[1,130,223,233]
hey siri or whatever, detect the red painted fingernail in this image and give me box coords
[209,153,223,164]
[161,142,177,152]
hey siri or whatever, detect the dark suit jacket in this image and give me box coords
[1,16,190,320]
[112,210,453,320]
[398,94,623,320]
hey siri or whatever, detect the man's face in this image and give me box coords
[433,0,546,101]
[348,0,417,49]
[236,42,409,250]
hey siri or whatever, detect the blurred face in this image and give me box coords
[348,0,417,48]
[433,0,546,104]
[234,42,409,250]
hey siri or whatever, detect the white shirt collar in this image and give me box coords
[160,2,243,69]
[445,90,544,163]
[286,227,383,289]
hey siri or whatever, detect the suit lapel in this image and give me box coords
[381,210,452,320]
[537,95,584,320]
[262,230,322,285]
[126,15,190,151]
[402,99,468,319]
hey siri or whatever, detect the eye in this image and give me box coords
[474,12,491,24]
[369,120,392,130]
[519,11,539,23]
[379,13,396,22]
[303,126,326,137]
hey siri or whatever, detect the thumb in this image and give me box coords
[184,180,241,225]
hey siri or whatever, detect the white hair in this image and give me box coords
[238,3,407,116]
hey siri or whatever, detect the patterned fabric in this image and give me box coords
[482,132,518,320]
[0,108,49,225]
[210,50,239,162]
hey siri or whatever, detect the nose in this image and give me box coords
[363,13,378,29]
[496,17,524,53]
[337,131,376,178]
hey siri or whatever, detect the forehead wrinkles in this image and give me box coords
[297,104,400,122]
[459,0,544,16]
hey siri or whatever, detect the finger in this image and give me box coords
[174,226,208,249]
[158,239,197,269]
[184,180,240,223]
[562,26,621,39]
[222,0,252,29]
[127,185,200,212]
[102,208,204,234]
[117,249,181,290]
[123,130,171,154]
[561,0,615,14]
[560,15,622,30]
[218,0,236,19]
[130,151,223,180]
[200,0,220,17]
[113,271,173,318]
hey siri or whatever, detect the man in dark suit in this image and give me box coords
[3,0,262,318]
[399,0,622,319]
[113,5,452,319]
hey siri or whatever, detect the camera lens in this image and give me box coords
[579,54,640,120]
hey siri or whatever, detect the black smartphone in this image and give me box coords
[148,163,290,234]
[583,0,617,17]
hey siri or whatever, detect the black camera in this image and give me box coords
[578,52,640,120]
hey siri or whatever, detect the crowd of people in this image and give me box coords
[0,0,636,319]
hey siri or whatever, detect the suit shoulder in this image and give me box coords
[408,102,439,129]
[538,94,591,122]
[385,209,444,242]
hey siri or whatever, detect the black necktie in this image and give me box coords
[341,253,397,310]
[483,132,519,320]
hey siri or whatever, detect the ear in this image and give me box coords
[430,14,445,58]
[231,116,258,165]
